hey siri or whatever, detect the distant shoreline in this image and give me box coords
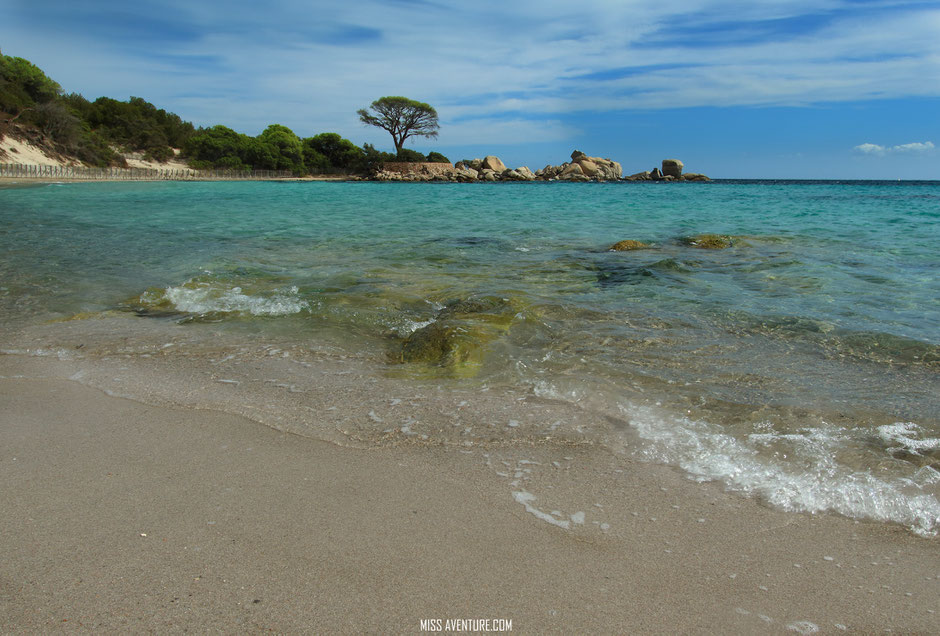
[4,175,938,186]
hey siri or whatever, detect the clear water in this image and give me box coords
[2,179,938,534]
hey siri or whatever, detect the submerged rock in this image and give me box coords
[609,239,651,251]
[680,234,735,249]
[395,296,519,375]
[437,296,516,322]
[594,258,691,288]
[399,321,484,366]
[120,287,184,318]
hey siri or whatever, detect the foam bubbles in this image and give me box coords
[512,491,571,529]
[163,283,308,317]
[621,403,940,537]
[877,422,940,454]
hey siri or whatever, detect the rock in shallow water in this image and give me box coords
[609,239,651,251]
[396,296,519,375]
[680,234,735,249]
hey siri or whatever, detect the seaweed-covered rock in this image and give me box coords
[438,296,515,320]
[609,239,651,251]
[399,321,483,366]
[396,296,519,374]
[680,234,734,249]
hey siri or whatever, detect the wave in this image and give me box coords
[621,402,940,537]
[125,275,309,319]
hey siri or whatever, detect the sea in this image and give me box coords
[1,179,938,536]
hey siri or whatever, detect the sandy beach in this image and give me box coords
[2,354,937,634]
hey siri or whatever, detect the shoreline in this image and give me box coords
[2,354,938,633]
[0,175,350,185]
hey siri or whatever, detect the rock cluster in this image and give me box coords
[370,153,708,183]
[372,150,623,182]
[625,159,710,182]
[453,151,623,182]
[372,162,459,181]
[533,150,623,181]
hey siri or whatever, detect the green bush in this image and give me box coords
[396,148,426,162]
[359,143,396,172]
[144,146,175,163]
[302,132,365,174]
[426,151,450,163]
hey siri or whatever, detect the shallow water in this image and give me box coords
[1,179,938,535]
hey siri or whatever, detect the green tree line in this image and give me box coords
[1,53,448,173]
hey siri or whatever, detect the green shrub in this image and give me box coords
[358,143,396,172]
[396,148,426,162]
[302,132,365,174]
[426,151,450,163]
[144,146,174,163]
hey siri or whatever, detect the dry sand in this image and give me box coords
[1,364,938,634]
[0,135,67,167]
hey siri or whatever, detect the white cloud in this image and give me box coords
[854,141,934,155]
[893,141,935,153]
[855,143,887,155]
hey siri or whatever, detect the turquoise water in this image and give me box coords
[2,180,938,534]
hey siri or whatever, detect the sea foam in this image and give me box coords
[620,403,940,537]
[164,284,308,316]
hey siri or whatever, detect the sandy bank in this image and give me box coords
[1,356,937,633]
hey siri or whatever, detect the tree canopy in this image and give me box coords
[357,96,439,155]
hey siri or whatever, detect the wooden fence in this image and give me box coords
[0,163,294,181]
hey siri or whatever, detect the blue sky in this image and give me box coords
[2,0,939,178]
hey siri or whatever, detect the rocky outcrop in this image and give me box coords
[538,150,622,181]
[367,152,705,183]
[372,150,625,183]
[623,159,710,182]
[482,155,507,172]
[662,159,683,178]
[372,162,457,181]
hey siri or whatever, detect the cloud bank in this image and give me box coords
[5,1,940,138]
[854,141,935,156]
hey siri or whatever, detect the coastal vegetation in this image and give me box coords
[1,54,448,174]
[2,53,697,181]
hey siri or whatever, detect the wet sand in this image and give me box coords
[1,356,938,634]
